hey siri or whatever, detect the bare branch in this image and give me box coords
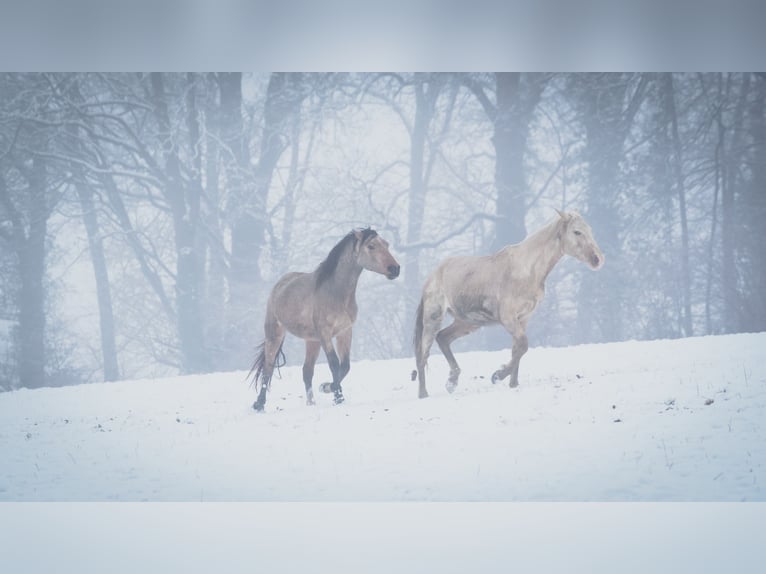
[460,73,496,121]
[398,213,500,252]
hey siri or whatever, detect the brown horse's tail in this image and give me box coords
[248,340,286,392]
[411,297,425,381]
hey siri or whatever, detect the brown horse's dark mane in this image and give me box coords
[315,228,377,288]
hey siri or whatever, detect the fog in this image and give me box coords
[1,72,765,389]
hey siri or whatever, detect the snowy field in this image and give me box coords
[1,332,765,501]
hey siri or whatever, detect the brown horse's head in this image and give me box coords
[355,229,400,279]
[557,210,604,270]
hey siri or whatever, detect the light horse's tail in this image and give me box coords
[411,297,425,381]
[248,340,286,391]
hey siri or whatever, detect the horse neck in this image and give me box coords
[320,248,363,302]
[512,218,565,284]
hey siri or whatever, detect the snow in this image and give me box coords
[1,332,764,501]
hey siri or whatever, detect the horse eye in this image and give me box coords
[367,244,375,250]
[573,230,582,236]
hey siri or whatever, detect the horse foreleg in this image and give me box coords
[492,323,528,388]
[436,319,479,393]
[317,330,347,405]
[325,328,352,404]
[335,328,352,381]
[302,340,321,406]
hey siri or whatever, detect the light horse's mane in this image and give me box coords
[315,227,377,288]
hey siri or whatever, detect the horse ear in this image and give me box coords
[353,229,366,250]
[555,208,566,219]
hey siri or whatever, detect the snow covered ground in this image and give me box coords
[1,333,764,501]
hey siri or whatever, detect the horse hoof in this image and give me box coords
[333,394,345,405]
[509,380,519,389]
[491,371,504,384]
[418,391,429,399]
[319,382,333,394]
[253,401,265,412]
[445,382,457,394]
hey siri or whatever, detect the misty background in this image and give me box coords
[1,72,765,390]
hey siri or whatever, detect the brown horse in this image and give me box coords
[251,228,400,411]
[412,210,604,398]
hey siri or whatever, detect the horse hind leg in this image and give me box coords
[414,299,445,399]
[252,322,286,412]
[436,319,479,393]
[302,340,321,406]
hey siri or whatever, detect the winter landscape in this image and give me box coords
[2,69,766,569]
[2,331,763,501]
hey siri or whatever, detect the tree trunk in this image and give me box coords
[275,109,307,274]
[663,73,693,336]
[575,73,646,343]
[18,156,47,388]
[705,74,725,334]
[100,173,175,319]
[150,72,208,373]
[75,183,120,381]
[722,73,750,333]
[492,73,527,250]
[65,78,121,381]
[226,73,302,367]
[216,73,248,369]
[203,73,227,369]
[490,73,548,251]
[233,72,298,282]
[402,76,442,345]
[742,74,766,331]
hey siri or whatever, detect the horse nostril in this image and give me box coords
[388,265,400,277]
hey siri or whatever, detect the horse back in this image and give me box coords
[269,271,312,302]
[435,254,501,294]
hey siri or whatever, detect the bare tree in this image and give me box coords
[226,72,307,368]
[464,73,549,249]
[3,71,766,389]
[571,72,648,343]
[0,74,61,388]
[661,73,693,336]
[741,74,766,331]
[722,73,751,332]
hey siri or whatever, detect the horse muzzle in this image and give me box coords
[589,252,604,270]
[386,264,400,279]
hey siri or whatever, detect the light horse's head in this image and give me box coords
[354,228,400,280]
[556,210,604,270]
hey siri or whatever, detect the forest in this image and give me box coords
[1,72,764,390]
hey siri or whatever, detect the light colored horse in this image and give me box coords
[412,210,604,398]
[251,228,400,411]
